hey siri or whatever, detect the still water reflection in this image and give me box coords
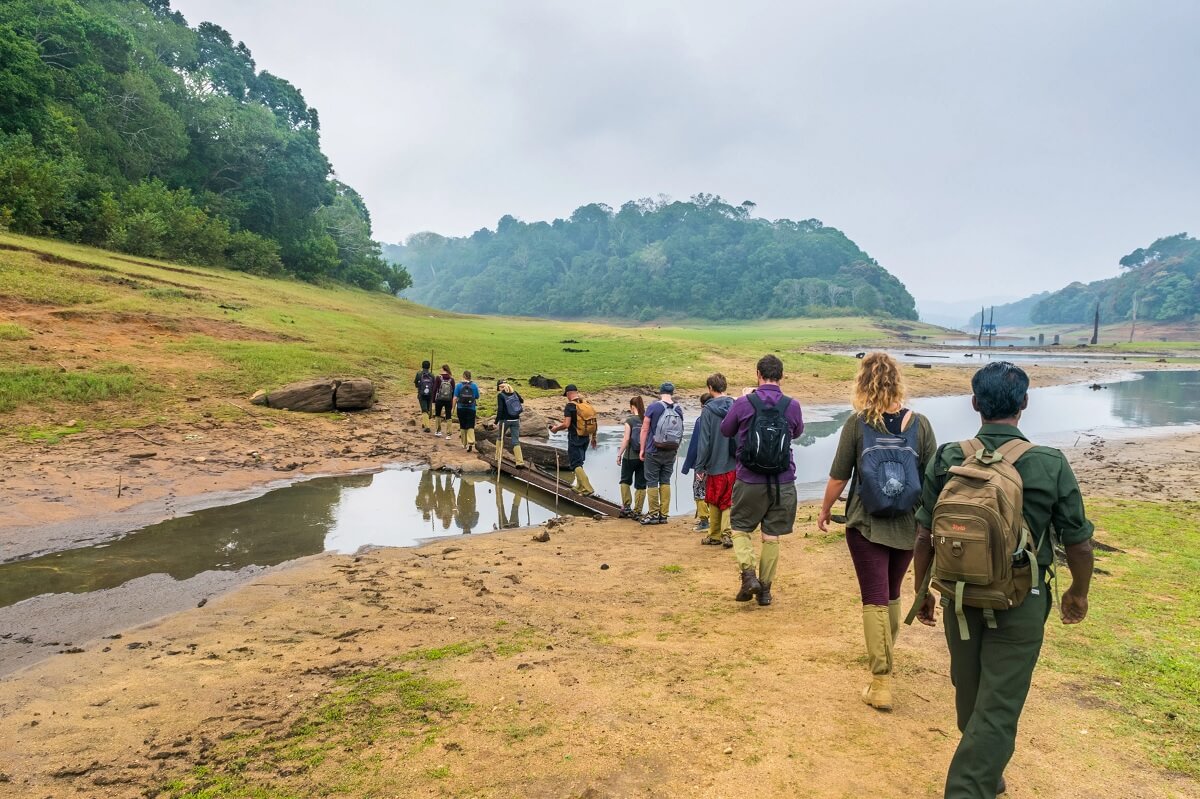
[1,371,1195,607]
[0,470,578,608]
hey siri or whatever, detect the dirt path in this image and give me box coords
[1,433,1197,798]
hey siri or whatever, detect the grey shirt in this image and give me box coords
[694,395,737,475]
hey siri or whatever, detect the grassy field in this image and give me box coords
[0,232,947,431]
[1044,500,1200,777]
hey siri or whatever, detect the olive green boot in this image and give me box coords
[862,604,894,711]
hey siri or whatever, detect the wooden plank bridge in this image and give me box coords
[475,439,625,517]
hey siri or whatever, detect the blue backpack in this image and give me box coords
[854,413,922,517]
[502,391,523,417]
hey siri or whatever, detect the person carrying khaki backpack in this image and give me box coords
[549,384,598,496]
[910,362,1094,798]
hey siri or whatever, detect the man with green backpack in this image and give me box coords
[910,362,1094,798]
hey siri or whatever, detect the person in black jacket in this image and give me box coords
[495,380,525,468]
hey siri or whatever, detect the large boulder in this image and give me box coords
[529,375,561,390]
[260,379,336,412]
[251,377,375,413]
[479,407,551,440]
[335,378,375,410]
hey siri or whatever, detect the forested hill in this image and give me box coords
[0,0,407,293]
[990,234,1200,327]
[393,195,917,321]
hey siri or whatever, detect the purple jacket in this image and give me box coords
[719,384,804,484]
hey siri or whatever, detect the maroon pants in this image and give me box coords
[846,527,914,605]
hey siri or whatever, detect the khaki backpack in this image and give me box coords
[908,438,1043,640]
[573,398,599,437]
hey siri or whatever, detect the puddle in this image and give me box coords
[1,371,1197,612]
[0,471,579,609]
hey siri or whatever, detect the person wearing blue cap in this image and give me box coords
[639,381,685,525]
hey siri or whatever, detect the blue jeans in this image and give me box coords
[498,420,520,447]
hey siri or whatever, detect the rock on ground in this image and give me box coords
[334,378,375,410]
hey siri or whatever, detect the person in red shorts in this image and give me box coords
[693,373,736,548]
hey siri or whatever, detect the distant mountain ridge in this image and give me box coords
[970,234,1200,329]
[391,194,918,321]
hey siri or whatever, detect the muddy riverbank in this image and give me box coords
[0,425,1197,798]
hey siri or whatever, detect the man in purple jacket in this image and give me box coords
[719,354,804,606]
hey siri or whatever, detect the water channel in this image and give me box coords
[1,370,1197,612]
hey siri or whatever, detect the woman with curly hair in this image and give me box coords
[818,352,937,712]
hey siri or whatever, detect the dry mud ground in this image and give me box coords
[1,427,1198,798]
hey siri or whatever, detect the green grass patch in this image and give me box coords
[659,564,683,574]
[0,232,961,430]
[19,421,86,444]
[0,323,31,340]
[1044,499,1200,777]
[0,365,142,413]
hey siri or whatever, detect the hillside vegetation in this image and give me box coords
[395,194,917,322]
[983,234,1200,331]
[0,0,405,292]
[0,233,946,436]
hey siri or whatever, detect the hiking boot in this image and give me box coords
[694,518,710,533]
[861,676,893,711]
[619,506,633,518]
[735,569,761,602]
[701,535,723,546]
[640,513,665,526]
[757,582,772,606]
[721,532,733,548]
[997,775,1007,795]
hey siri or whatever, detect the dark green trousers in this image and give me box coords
[942,586,1052,799]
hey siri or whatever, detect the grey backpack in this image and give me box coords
[854,413,922,518]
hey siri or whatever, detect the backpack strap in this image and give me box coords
[995,438,1035,464]
[958,438,984,464]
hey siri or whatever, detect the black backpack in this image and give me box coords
[417,370,435,397]
[456,382,477,409]
[740,394,793,476]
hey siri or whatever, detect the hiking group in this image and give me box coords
[413,360,527,468]
[415,352,1095,799]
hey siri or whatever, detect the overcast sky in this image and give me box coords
[172,1,1200,305]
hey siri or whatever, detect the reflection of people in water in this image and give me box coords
[494,483,523,530]
[415,470,436,522]
[455,478,480,535]
[433,473,456,531]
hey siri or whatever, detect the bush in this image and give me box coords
[226,229,283,275]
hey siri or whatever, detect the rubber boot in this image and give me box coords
[513,445,525,468]
[467,427,476,452]
[619,479,638,511]
[702,503,723,544]
[888,599,901,645]
[735,568,761,602]
[659,485,671,517]
[861,604,894,711]
[757,540,779,606]
[574,467,595,496]
[633,489,646,516]
[459,428,468,448]
[645,487,661,517]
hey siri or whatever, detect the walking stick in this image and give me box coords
[554,449,561,517]
[496,421,506,484]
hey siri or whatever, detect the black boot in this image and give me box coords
[735,569,761,602]
[757,582,772,606]
[996,775,1007,795]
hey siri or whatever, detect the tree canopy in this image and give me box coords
[0,0,408,293]
[395,195,917,321]
[1029,234,1200,324]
